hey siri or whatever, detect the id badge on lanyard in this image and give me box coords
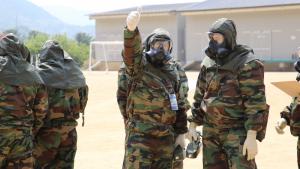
[169,93,178,111]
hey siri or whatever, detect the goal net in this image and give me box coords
[88,41,123,71]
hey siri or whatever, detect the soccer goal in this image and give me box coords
[88,41,123,71]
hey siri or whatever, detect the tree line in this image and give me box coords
[3,29,93,68]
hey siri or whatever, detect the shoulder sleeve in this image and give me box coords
[117,67,128,121]
[189,66,206,126]
[33,84,48,136]
[238,60,268,132]
[122,27,143,77]
[281,97,300,125]
[173,64,190,134]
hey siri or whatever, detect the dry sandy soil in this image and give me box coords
[74,71,299,169]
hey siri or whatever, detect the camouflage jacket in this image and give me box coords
[0,81,48,134]
[117,63,128,123]
[44,86,89,127]
[190,56,269,140]
[281,97,300,136]
[122,28,190,135]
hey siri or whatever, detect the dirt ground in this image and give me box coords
[74,71,299,169]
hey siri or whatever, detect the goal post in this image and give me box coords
[89,41,123,71]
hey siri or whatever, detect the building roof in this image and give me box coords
[89,0,300,18]
[181,0,300,12]
[89,2,195,18]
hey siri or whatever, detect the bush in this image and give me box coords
[25,31,49,56]
[25,32,90,67]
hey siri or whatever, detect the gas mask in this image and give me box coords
[205,40,230,61]
[145,39,172,67]
[205,31,231,61]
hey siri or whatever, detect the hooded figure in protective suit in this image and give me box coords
[34,40,88,169]
[186,18,269,169]
[121,9,190,169]
[0,33,48,169]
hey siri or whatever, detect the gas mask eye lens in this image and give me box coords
[152,41,170,52]
[162,41,170,51]
[207,32,224,44]
[152,42,160,49]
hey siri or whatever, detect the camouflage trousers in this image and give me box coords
[122,121,179,169]
[202,126,257,169]
[33,125,77,169]
[172,133,184,169]
[122,141,183,169]
[0,128,33,169]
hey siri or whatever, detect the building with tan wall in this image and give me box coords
[89,0,300,70]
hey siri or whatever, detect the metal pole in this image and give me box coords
[102,43,109,72]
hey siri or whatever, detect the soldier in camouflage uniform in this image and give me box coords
[276,60,300,169]
[121,9,190,169]
[117,63,185,169]
[0,33,48,169]
[186,18,269,169]
[34,40,88,169]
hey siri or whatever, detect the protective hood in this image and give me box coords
[37,40,86,89]
[0,33,43,85]
[144,28,173,55]
[202,45,257,72]
[209,18,237,50]
[143,28,173,67]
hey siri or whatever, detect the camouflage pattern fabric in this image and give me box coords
[0,129,33,169]
[124,123,174,169]
[34,86,88,169]
[117,64,129,169]
[117,65,184,169]
[190,59,267,169]
[117,63,129,124]
[190,18,268,169]
[191,59,268,131]
[121,27,190,169]
[172,133,184,169]
[124,121,183,169]
[280,97,300,168]
[0,81,48,169]
[34,127,77,169]
[202,126,257,169]
[281,97,300,136]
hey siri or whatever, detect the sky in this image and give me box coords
[27,0,205,26]
[28,0,203,13]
